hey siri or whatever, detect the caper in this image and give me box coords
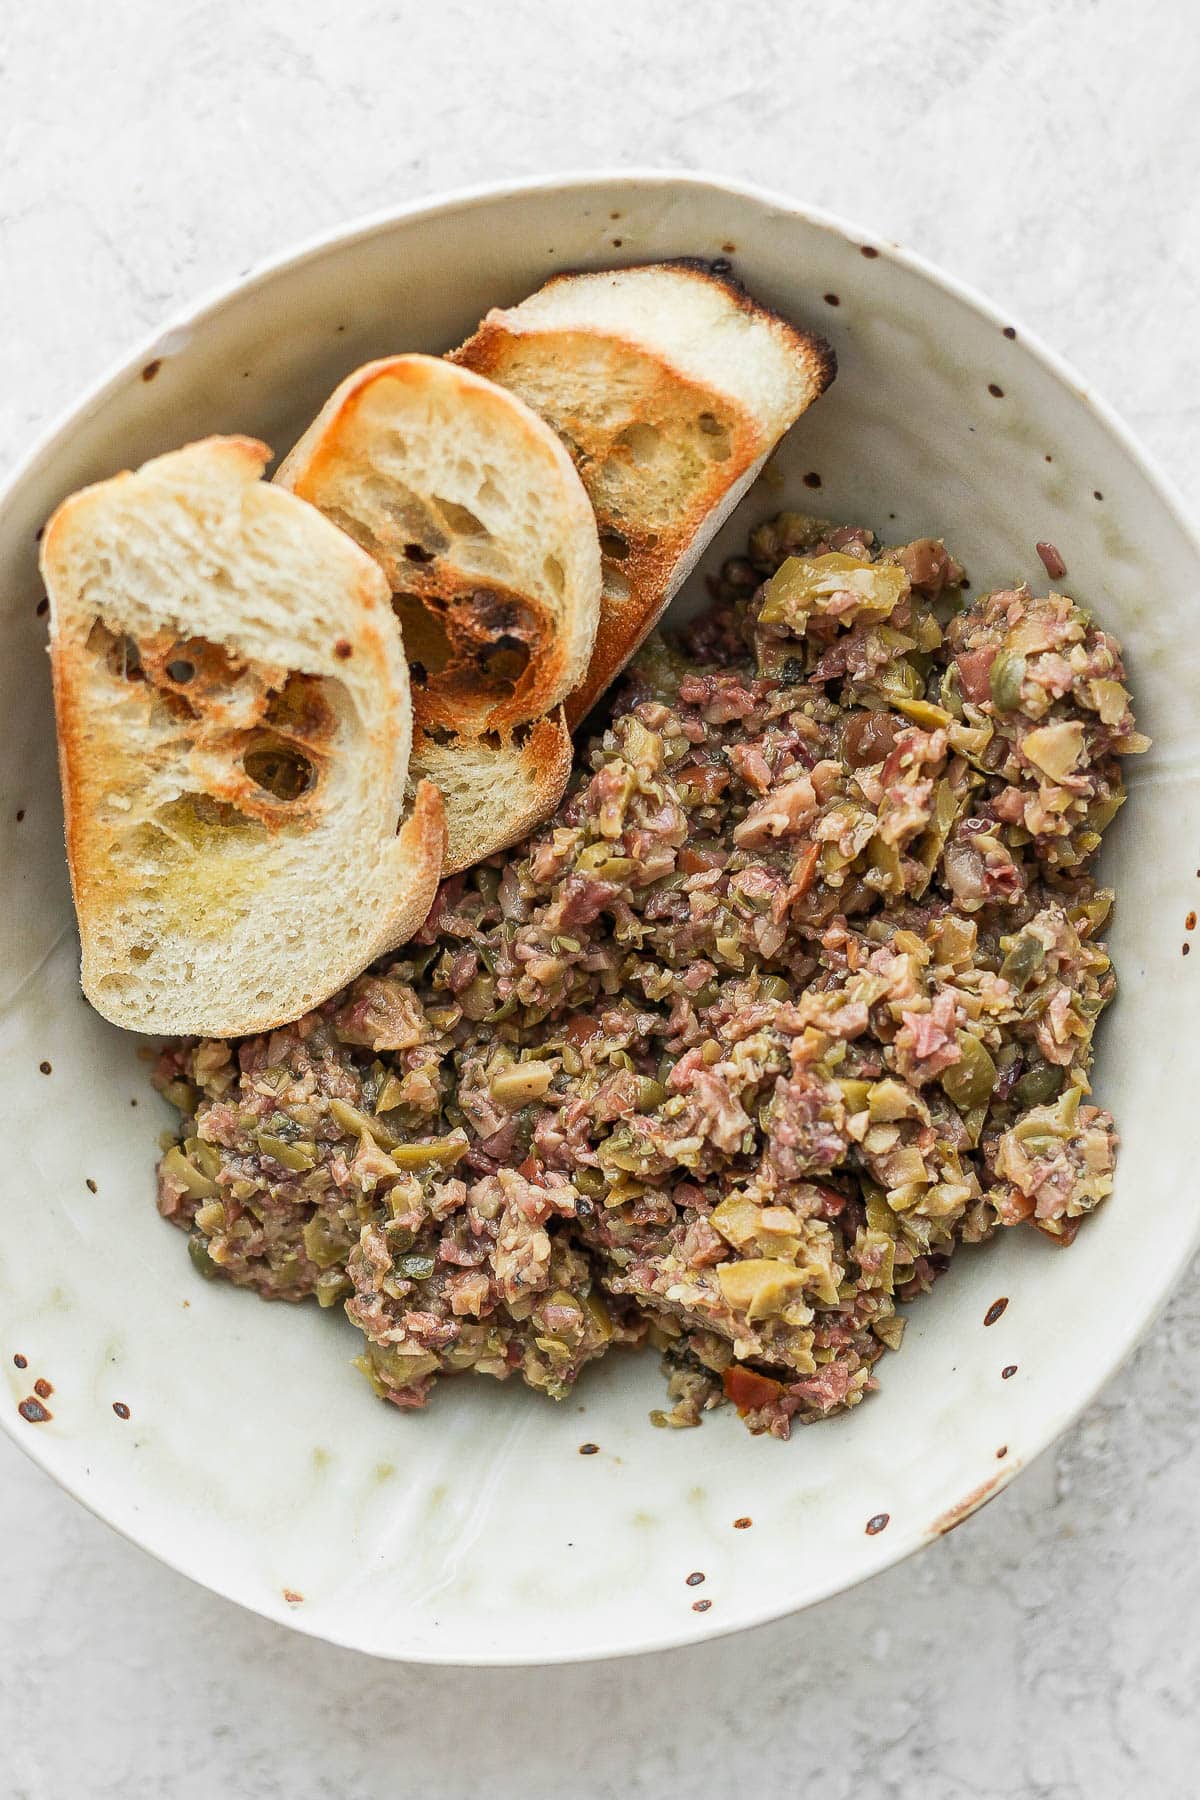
[1013,1063,1065,1107]
[187,1234,220,1280]
[395,1252,436,1281]
[634,1077,667,1112]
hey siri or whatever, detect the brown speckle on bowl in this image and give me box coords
[282,1589,304,1605]
[1183,943,1191,957]
[579,1442,599,1456]
[34,523,44,543]
[1093,489,1104,500]
[18,1397,51,1424]
[984,1297,1009,1326]
[996,1445,1008,1459]
[13,1354,27,1370]
[860,245,879,259]
[15,809,24,823]
[33,1378,52,1399]
[1044,453,1053,463]
[1002,1364,1018,1380]
[36,596,48,617]
[141,359,162,382]
[803,472,822,490]
[988,382,1004,398]
[38,1061,51,1076]
[722,242,737,254]
[823,292,840,306]
[933,1472,1004,1536]
[1186,912,1196,931]
[691,1598,712,1613]
[112,1401,130,1420]
[1003,326,1017,340]
[609,211,621,221]
[85,1178,97,1194]
[336,323,347,333]
[685,1571,705,1587]
[733,1516,752,1530]
[1036,541,1067,579]
[865,1512,890,1535]
[612,238,623,248]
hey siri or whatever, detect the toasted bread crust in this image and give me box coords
[453,261,835,729]
[415,709,574,876]
[41,437,445,1036]
[514,257,839,394]
[277,355,600,739]
[277,354,602,871]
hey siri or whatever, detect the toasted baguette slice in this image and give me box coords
[452,260,836,726]
[276,354,602,871]
[41,437,445,1037]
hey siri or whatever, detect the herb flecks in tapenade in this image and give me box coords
[155,510,1145,1438]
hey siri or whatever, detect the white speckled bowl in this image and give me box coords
[2,172,1197,1665]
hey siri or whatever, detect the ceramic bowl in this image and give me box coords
[2,172,1196,1665]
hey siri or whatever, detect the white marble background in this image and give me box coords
[3,2,1199,1794]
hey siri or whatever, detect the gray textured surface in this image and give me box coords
[3,2,1198,1793]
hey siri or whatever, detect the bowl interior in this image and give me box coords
[2,174,1197,1663]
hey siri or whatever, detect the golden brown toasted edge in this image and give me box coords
[277,356,595,739]
[425,708,575,876]
[368,774,447,951]
[454,263,836,731]
[501,256,839,393]
[40,438,445,1036]
[451,258,838,409]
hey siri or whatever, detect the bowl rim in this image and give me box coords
[3,165,1198,1666]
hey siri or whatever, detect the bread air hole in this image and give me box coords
[479,636,528,686]
[86,619,144,681]
[543,555,565,596]
[243,742,316,802]
[396,586,533,701]
[599,531,629,561]
[602,562,631,602]
[696,411,732,460]
[617,422,662,464]
[433,496,491,539]
[394,592,453,683]
[149,794,264,853]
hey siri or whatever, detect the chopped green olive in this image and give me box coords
[490,1062,555,1104]
[391,1135,467,1171]
[161,1143,218,1200]
[328,1097,401,1148]
[1013,1062,1065,1107]
[999,934,1046,992]
[989,650,1027,712]
[160,1079,199,1116]
[256,1132,318,1172]
[761,553,907,628]
[942,1033,998,1111]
